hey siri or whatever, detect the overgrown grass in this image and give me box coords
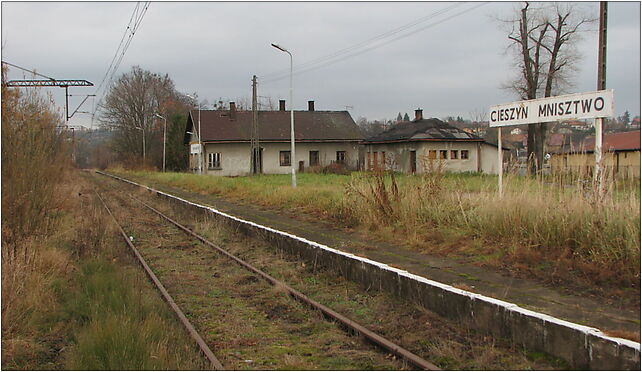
[1,172,206,370]
[63,259,205,370]
[113,167,640,290]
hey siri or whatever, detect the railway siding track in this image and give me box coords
[93,179,428,370]
[96,171,641,370]
[128,193,439,370]
[94,190,224,370]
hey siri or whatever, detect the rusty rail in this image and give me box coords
[128,193,440,371]
[94,190,224,370]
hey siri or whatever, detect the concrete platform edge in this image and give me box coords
[97,171,641,370]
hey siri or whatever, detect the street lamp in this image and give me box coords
[186,94,203,175]
[155,113,167,172]
[271,42,297,188]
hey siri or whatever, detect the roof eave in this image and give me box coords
[362,138,484,145]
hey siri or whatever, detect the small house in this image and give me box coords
[362,109,507,174]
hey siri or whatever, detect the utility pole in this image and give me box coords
[251,75,260,174]
[594,1,607,192]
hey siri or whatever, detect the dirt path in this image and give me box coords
[114,172,640,337]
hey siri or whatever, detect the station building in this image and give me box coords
[183,100,362,176]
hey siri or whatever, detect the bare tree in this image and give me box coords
[503,2,591,174]
[100,66,188,168]
[468,108,489,136]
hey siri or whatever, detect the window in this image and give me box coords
[208,152,221,169]
[428,150,437,159]
[451,150,459,159]
[337,151,346,164]
[309,151,320,166]
[461,150,469,159]
[280,151,291,166]
[439,150,448,159]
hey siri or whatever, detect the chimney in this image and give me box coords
[415,108,423,121]
[308,100,315,111]
[279,99,286,111]
[229,101,236,120]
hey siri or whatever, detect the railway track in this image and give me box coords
[88,172,570,370]
[93,176,439,370]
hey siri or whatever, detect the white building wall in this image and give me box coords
[480,143,503,174]
[198,141,359,176]
[363,141,505,175]
[364,141,483,174]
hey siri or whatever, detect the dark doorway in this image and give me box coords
[410,151,417,174]
[309,151,320,167]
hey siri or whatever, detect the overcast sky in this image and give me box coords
[2,1,640,128]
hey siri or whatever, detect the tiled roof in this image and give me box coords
[561,130,640,153]
[362,118,483,144]
[184,109,362,143]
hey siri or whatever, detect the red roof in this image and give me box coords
[577,130,640,152]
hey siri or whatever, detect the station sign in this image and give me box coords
[190,144,202,154]
[489,89,614,127]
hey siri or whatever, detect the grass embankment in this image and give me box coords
[113,169,640,294]
[2,173,206,370]
[1,70,205,369]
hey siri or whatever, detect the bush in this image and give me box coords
[1,68,70,245]
[314,162,350,175]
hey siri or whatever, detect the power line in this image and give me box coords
[261,2,464,81]
[262,2,488,84]
[98,2,150,100]
[92,4,138,97]
[1,60,55,80]
[92,1,151,117]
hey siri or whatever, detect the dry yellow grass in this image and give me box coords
[117,167,640,290]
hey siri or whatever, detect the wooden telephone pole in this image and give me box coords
[250,75,260,174]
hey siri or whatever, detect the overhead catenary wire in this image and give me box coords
[1,60,55,80]
[92,3,140,96]
[92,1,151,117]
[261,2,488,84]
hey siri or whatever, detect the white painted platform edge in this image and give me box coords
[102,172,641,352]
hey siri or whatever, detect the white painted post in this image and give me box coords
[498,127,503,197]
[594,117,603,190]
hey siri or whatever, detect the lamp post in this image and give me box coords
[186,94,203,175]
[155,113,167,172]
[271,43,296,188]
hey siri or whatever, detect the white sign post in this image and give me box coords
[489,90,614,196]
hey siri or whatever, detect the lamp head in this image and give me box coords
[271,43,288,53]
